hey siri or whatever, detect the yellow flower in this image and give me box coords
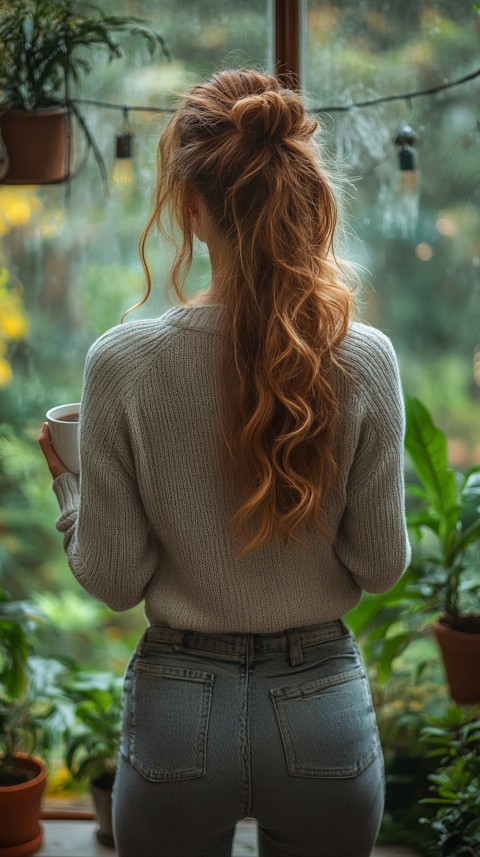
[0,188,42,231]
[4,198,32,227]
[46,764,75,795]
[0,283,29,342]
[2,309,29,340]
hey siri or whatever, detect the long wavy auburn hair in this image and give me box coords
[137,69,354,554]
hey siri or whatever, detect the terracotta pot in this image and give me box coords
[433,617,480,704]
[90,773,115,848]
[0,107,70,185]
[0,753,47,857]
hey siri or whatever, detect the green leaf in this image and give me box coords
[404,395,460,558]
[375,633,412,682]
[406,510,440,530]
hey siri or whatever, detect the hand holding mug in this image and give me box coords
[39,402,80,479]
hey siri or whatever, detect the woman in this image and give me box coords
[40,69,410,857]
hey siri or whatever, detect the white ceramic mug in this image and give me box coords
[46,402,81,474]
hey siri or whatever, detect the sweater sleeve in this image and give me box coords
[52,334,159,611]
[333,332,411,593]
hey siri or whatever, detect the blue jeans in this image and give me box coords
[113,620,385,857]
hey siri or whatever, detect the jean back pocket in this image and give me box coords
[128,661,214,782]
[271,665,378,779]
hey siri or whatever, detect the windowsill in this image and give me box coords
[37,819,258,857]
[37,821,113,857]
[36,820,419,857]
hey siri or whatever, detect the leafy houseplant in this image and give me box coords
[0,591,35,786]
[347,396,480,700]
[0,0,169,184]
[64,671,123,848]
[404,395,480,703]
[0,588,69,856]
[419,705,480,856]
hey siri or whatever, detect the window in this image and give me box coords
[303,0,480,463]
[1,0,479,821]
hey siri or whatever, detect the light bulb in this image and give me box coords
[112,159,134,188]
[395,124,419,192]
[399,169,419,192]
[115,108,134,159]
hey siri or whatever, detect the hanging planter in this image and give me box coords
[0,107,70,185]
[0,753,47,857]
[0,0,169,187]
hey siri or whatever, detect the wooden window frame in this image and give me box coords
[275,0,301,88]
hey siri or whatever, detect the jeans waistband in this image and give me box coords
[140,619,350,667]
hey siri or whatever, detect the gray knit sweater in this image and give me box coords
[53,305,411,633]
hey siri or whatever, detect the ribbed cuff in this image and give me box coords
[52,472,80,510]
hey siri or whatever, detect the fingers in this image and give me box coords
[38,422,69,479]
[38,421,50,446]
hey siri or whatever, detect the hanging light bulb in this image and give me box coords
[113,107,134,190]
[388,123,420,237]
[394,124,419,191]
[115,107,134,159]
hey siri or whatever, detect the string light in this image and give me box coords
[395,123,419,191]
[115,107,134,159]
[58,65,479,187]
[395,124,417,171]
[68,65,480,124]
[309,66,480,114]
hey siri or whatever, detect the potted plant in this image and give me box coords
[419,704,480,856]
[64,671,123,848]
[404,395,480,704]
[0,587,69,857]
[346,396,480,701]
[0,0,169,185]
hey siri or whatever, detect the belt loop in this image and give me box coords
[286,628,304,666]
[172,629,185,651]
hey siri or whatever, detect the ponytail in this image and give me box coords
[138,69,354,553]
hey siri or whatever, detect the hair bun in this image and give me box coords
[229,90,313,143]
